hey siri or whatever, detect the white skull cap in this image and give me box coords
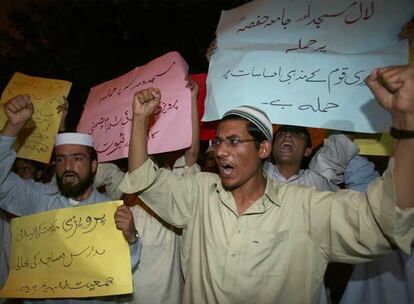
[55,132,94,147]
[222,105,273,141]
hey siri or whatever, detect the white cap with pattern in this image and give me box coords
[55,133,94,147]
[222,105,273,141]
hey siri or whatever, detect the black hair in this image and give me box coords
[13,158,44,171]
[273,125,312,148]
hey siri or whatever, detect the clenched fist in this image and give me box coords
[132,87,161,120]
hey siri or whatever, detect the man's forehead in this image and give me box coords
[55,144,89,155]
[15,158,31,165]
[18,162,34,168]
[276,125,309,135]
[217,118,249,134]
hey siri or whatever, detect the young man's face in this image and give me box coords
[272,131,311,166]
[54,144,97,198]
[214,119,269,190]
[204,150,218,173]
[13,158,37,180]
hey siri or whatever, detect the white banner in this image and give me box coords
[204,0,414,132]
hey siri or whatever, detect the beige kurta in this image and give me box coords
[94,156,200,304]
[120,158,414,304]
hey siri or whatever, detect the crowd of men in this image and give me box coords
[0,16,414,303]
[0,64,412,304]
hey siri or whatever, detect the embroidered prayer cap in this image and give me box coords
[55,132,94,147]
[222,105,273,141]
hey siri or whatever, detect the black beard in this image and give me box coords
[56,170,95,199]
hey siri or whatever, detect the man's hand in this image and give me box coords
[2,94,34,137]
[128,88,160,172]
[399,20,414,40]
[132,87,161,120]
[114,205,138,244]
[367,65,414,210]
[185,75,199,100]
[365,65,414,130]
[57,96,69,132]
[205,38,217,62]
[184,75,201,166]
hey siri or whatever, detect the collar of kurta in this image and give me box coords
[212,176,281,216]
[273,164,305,182]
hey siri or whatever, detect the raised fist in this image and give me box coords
[132,87,161,119]
[4,94,34,127]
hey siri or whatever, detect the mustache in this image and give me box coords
[62,171,80,179]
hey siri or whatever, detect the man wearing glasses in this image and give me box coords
[120,65,414,304]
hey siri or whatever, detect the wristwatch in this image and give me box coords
[390,127,414,139]
[129,230,140,245]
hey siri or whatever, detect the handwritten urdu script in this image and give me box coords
[77,51,192,162]
[204,0,414,133]
[0,201,132,298]
[0,72,72,163]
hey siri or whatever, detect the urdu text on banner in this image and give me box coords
[0,201,132,298]
[0,72,72,163]
[204,0,414,133]
[77,52,191,162]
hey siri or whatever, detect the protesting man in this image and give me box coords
[120,65,414,303]
[92,76,200,304]
[267,125,358,191]
[0,96,68,293]
[0,94,140,303]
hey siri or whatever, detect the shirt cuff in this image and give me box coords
[375,158,414,254]
[0,135,17,148]
[129,238,142,272]
[393,206,414,254]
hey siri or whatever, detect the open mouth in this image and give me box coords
[62,172,79,183]
[218,163,234,176]
[279,142,294,153]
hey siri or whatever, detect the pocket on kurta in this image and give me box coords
[243,229,289,276]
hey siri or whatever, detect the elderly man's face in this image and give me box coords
[272,131,311,166]
[55,144,97,198]
[214,119,268,190]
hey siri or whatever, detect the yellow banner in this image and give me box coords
[0,201,132,298]
[354,133,392,156]
[0,72,72,163]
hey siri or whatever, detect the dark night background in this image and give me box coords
[0,0,249,130]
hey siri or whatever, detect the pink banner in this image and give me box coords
[77,52,191,162]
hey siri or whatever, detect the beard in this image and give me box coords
[56,169,95,199]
